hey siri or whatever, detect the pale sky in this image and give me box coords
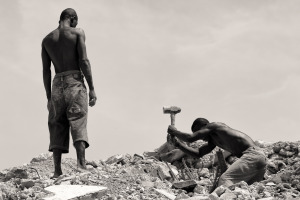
[1,0,300,170]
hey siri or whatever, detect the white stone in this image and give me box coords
[265,182,276,186]
[185,195,210,200]
[43,185,107,200]
[155,189,176,200]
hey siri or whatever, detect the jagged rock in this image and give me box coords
[5,168,28,181]
[273,143,283,153]
[143,151,159,159]
[233,187,251,199]
[231,181,249,190]
[267,160,287,174]
[141,180,154,188]
[282,183,291,189]
[0,173,5,182]
[105,154,126,165]
[30,153,52,163]
[154,189,176,200]
[267,174,282,184]
[255,140,273,148]
[198,168,210,178]
[185,195,210,200]
[256,183,265,193]
[279,149,295,157]
[175,192,190,199]
[214,185,227,197]
[153,162,178,181]
[197,179,212,187]
[193,184,206,194]
[21,179,35,188]
[172,180,197,192]
[208,193,220,200]
[265,182,276,186]
[280,171,292,182]
[295,167,300,175]
[219,190,237,200]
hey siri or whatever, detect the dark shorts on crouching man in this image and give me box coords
[218,146,267,187]
[48,70,89,153]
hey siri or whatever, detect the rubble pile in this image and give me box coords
[0,141,300,200]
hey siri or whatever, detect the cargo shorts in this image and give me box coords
[48,70,89,153]
[218,146,267,187]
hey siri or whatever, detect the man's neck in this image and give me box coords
[58,21,71,29]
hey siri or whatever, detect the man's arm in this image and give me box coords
[168,125,211,143]
[41,42,52,101]
[77,28,97,106]
[173,137,216,158]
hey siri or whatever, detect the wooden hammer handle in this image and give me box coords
[170,113,175,126]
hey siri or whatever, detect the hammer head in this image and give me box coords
[163,106,181,114]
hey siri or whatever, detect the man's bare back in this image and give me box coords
[42,27,83,73]
[204,122,256,157]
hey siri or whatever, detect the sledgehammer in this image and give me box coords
[163,106,181,147]
[163,106,181,181]
[163,106,181,126]
[163,106,181,151]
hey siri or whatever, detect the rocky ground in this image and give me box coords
[1,141,300,200]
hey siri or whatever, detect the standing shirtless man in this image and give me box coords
[41,8,97,178]
[167,118,266,187]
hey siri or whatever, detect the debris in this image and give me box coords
[1,140,300,199]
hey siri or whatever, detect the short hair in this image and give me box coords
[191,118,209,132]
[59,8,77,22]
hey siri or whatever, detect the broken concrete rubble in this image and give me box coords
[0,140,300,199]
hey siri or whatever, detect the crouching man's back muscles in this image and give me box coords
[41,8,97,178]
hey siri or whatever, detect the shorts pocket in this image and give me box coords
[73,73,84,82]
[67,90,88,120]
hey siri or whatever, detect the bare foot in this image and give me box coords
[50,172,62,179]
[86,161,98,168]
[76,163,88,173]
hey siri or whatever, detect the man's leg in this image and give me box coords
[218,150,266,187]
[74,141,87,170]
[52,149,63,178]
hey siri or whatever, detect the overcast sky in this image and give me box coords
[1,0,300,170]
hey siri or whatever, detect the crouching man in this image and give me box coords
[167,118,266,187]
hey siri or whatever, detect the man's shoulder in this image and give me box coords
[42,29,58,45]
[206,122,226,129]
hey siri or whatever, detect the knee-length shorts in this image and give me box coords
[48,70,89,153]
[218,146,267,187]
